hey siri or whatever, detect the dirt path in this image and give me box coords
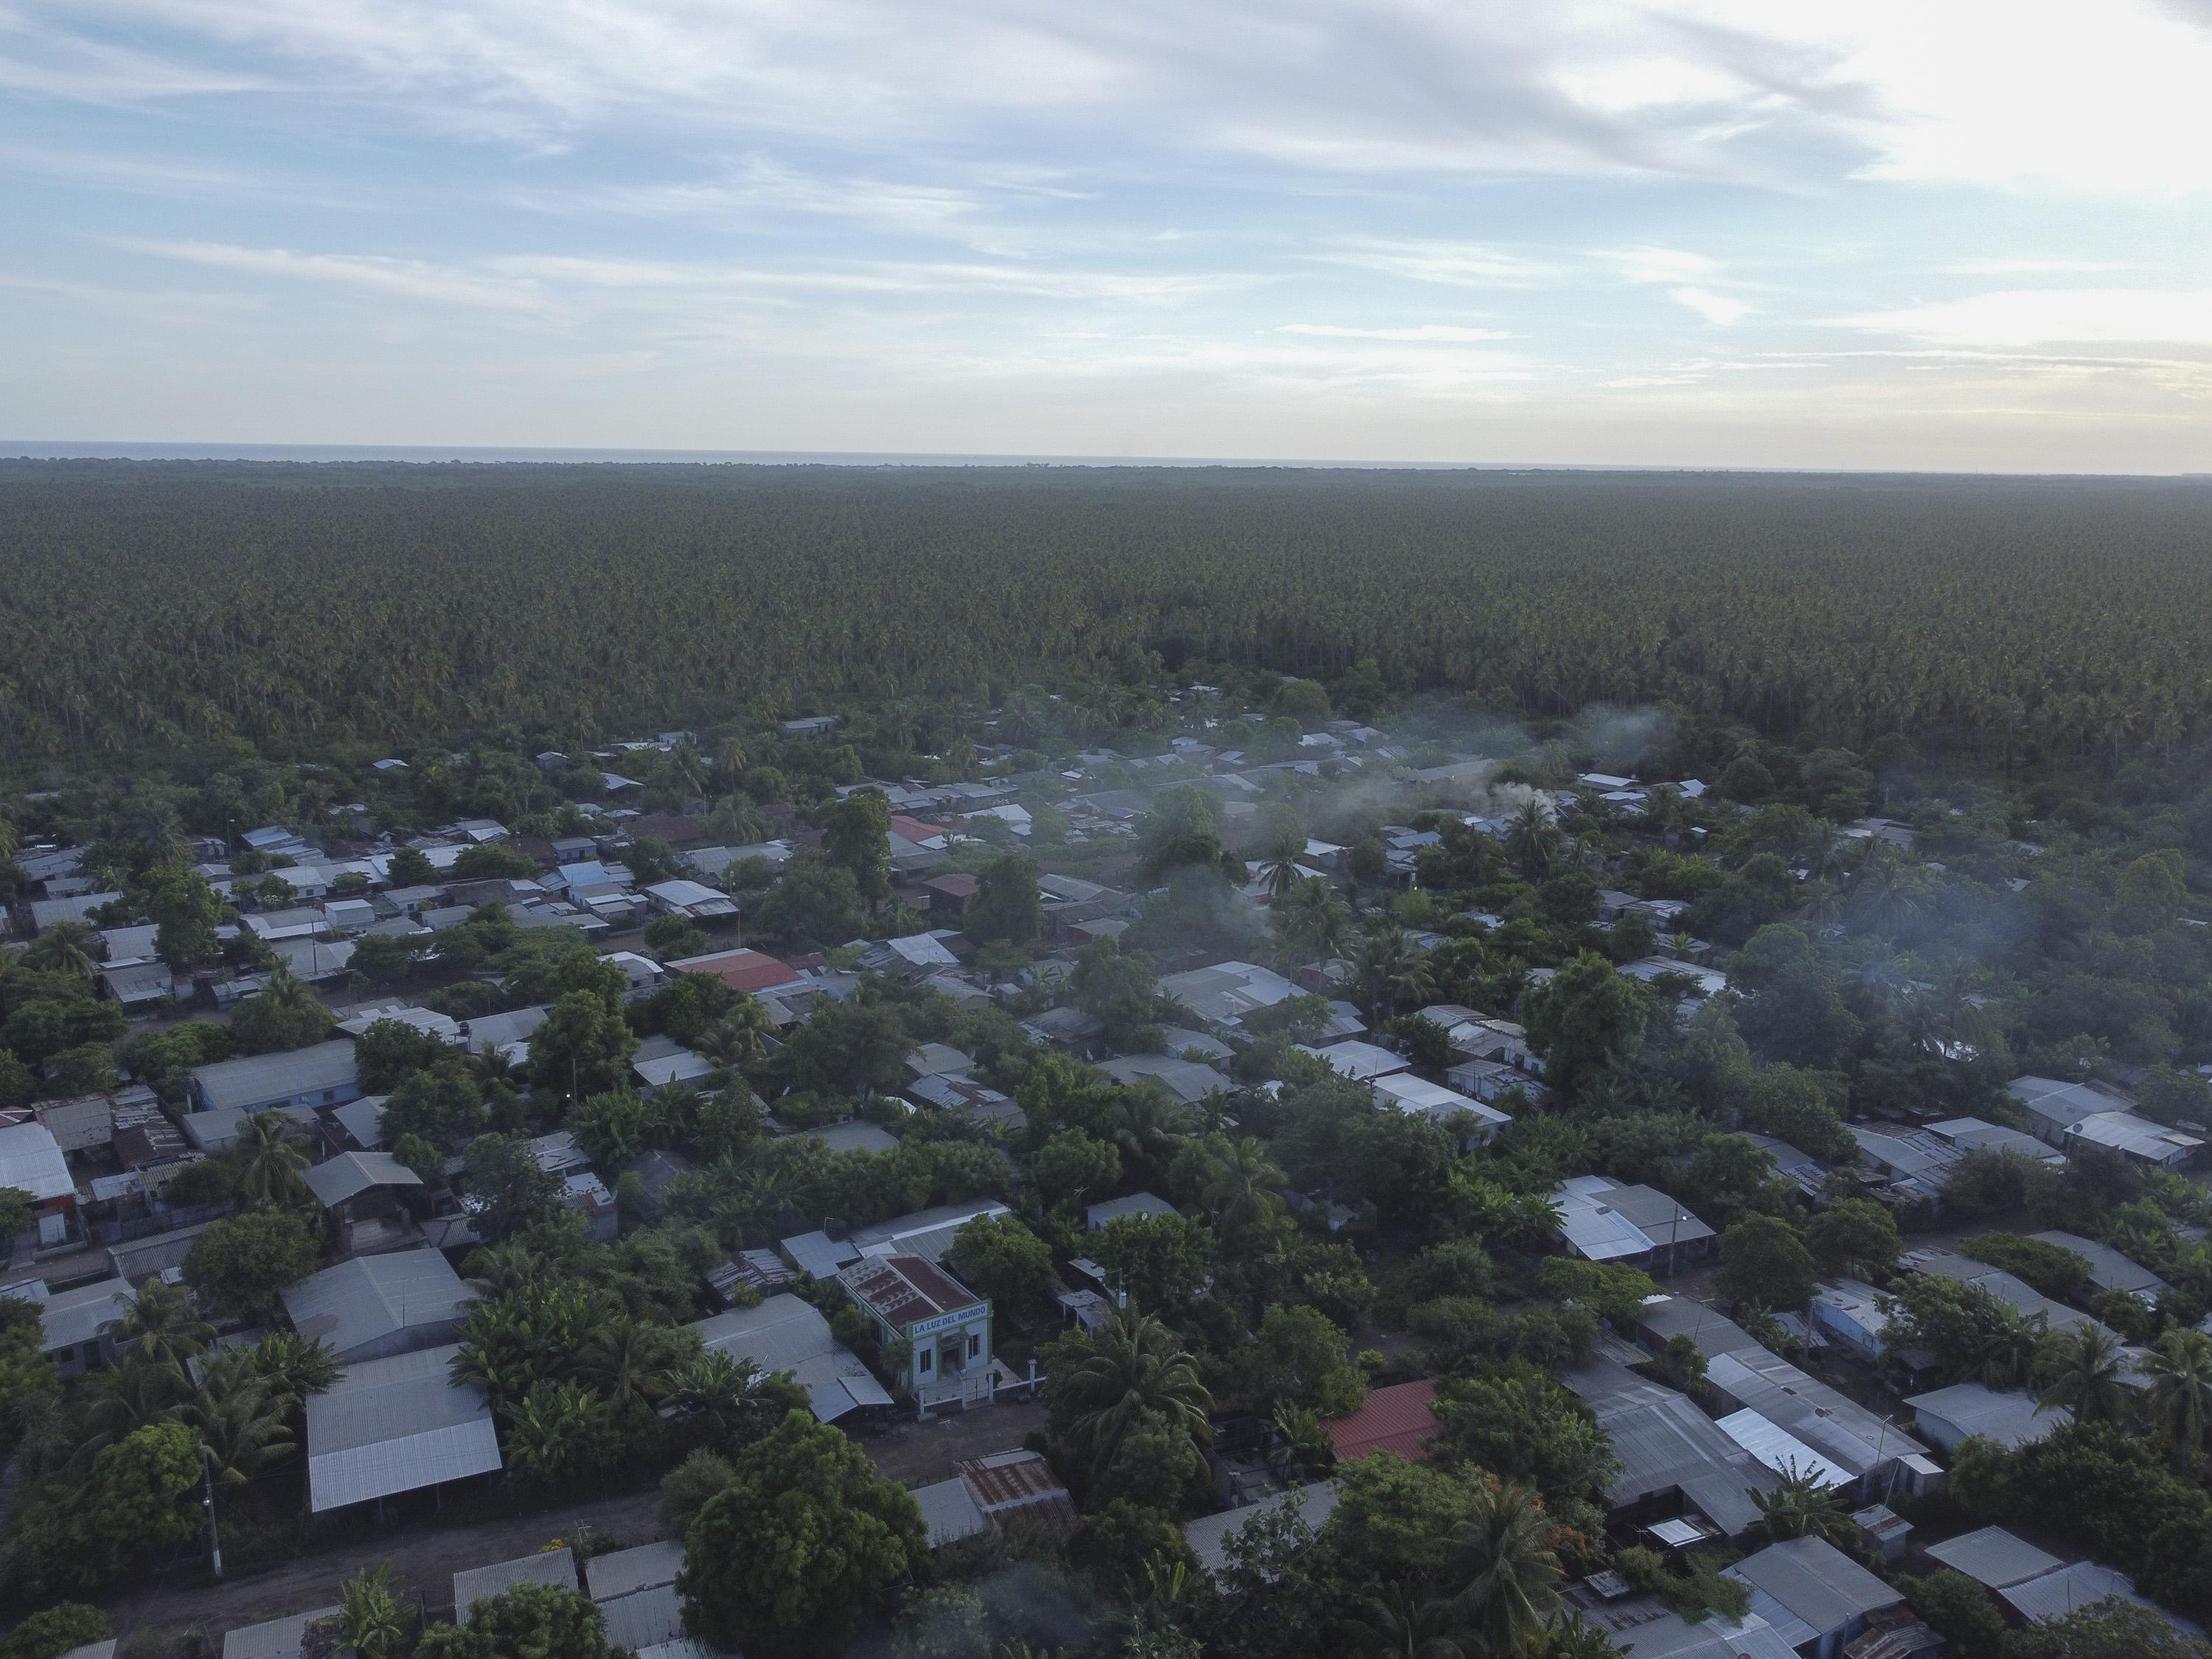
[100,1489,667,1649]
[100,1402,1051,1652]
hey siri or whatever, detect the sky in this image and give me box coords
[4,0,2212,470]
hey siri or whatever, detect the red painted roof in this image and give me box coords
[1327,1379,1440,1463]
[889,815,946,844]
[676,947,801,994]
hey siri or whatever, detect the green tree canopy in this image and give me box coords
[678,1412,926,1659]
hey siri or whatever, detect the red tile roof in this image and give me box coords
[675,947,801,994]
[1327,1379,1440,1463]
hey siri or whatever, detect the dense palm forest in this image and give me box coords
[4,462,2211,771]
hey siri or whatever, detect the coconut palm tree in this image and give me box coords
[706,793,771,846]
[1271,876,1349,967]
[1269,1404,1335,1481]
[2143,1326,2212,1472]
[579,1317,689,1418]
[105,1277,213,1371]
[1200,1137,1286,1236]
[1504,801,1560,879]
[1352,924,1433,1022]
[178,1351,296,1484]
[257,963,319,1014]
[1445,1481,1562,1658]
[21,921,100,980]
[1750,1467,1853,1546]
[2037,1323,2132,1427]
[1336,1585,1469,1659]
[698,999,773,1068]
[1975,1304,2046,1392]
[250,1330,343,1416]
[1046,1306,1213,1478]
[1112,1089,1194,1186]
[1258,830,1307,902]
[236,1110,313,1208]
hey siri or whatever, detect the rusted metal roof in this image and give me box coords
[842,1253,982,1332]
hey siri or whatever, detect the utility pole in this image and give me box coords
[201,1444,223,1580]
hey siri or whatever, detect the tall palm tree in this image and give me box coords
[237,1110,313,1208]
[1258,830,1307,902]
[699,999,773,1068]
[1337,1585,1469,1659]
[105,1277,213,1371]
[1201,1138,1285,1235]
[2036,1323,2132,1427]
[669,1351,791,1445]
[1975,1304,2046,1391]
[1113,1090,1194,1186]
[178,1352,296,1484]
[580,1318,688,1417]
[1272,876,1349,967]
[1352,925,1432,1023]
[21,921,100,980]
[1045,1306,1213,1478]
[1504,801,1560,879]
[251,1330,343,1416]
[1446,1481,1562,1659]
[2143,1327,2212,1472]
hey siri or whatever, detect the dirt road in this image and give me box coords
[101,1489,667,1650]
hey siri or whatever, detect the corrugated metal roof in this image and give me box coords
[306,1150,424,1208]
[914,1476,990,1547]
[220,1610,340,1659]
[1086,1192,1179,1228]
[585,1539,684,1601]
[957,1450,1077,1529]
[0,1121,74,1203]
[455,1548,577,1615]
[192,1040,359,1113]
[1704,1348,1927,1475]
[305,1343,501,1512]
[1714,1408,1852,1488]
[1924,1526,2063,1590]
[781,1228,863,1281]
[1573,1371,1775,1537]
[690,1294,891,1420]
[2028,1230,2167,1298]
[1183,1482,1338,1576]
[1725,1537,1899,1640]
[1557,1183,1658,1262]
[843,1253,983,1329]
[281,1250,468,1357]
[1905,1383,2067,1450]
[597,1585,685,1652]
[1997,1562,2167,1626]
[37,1277,135,1353]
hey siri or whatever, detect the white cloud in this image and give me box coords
[1669,285,1751,324]
[1946,258,2132,276]
[114,238,557,315]
[1840,288,2212,348]
[1312,240,1551,286]
[1277,323,1513,341]
[1605,246,1717,284]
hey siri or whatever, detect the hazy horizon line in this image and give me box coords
[5,442,2211,482]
